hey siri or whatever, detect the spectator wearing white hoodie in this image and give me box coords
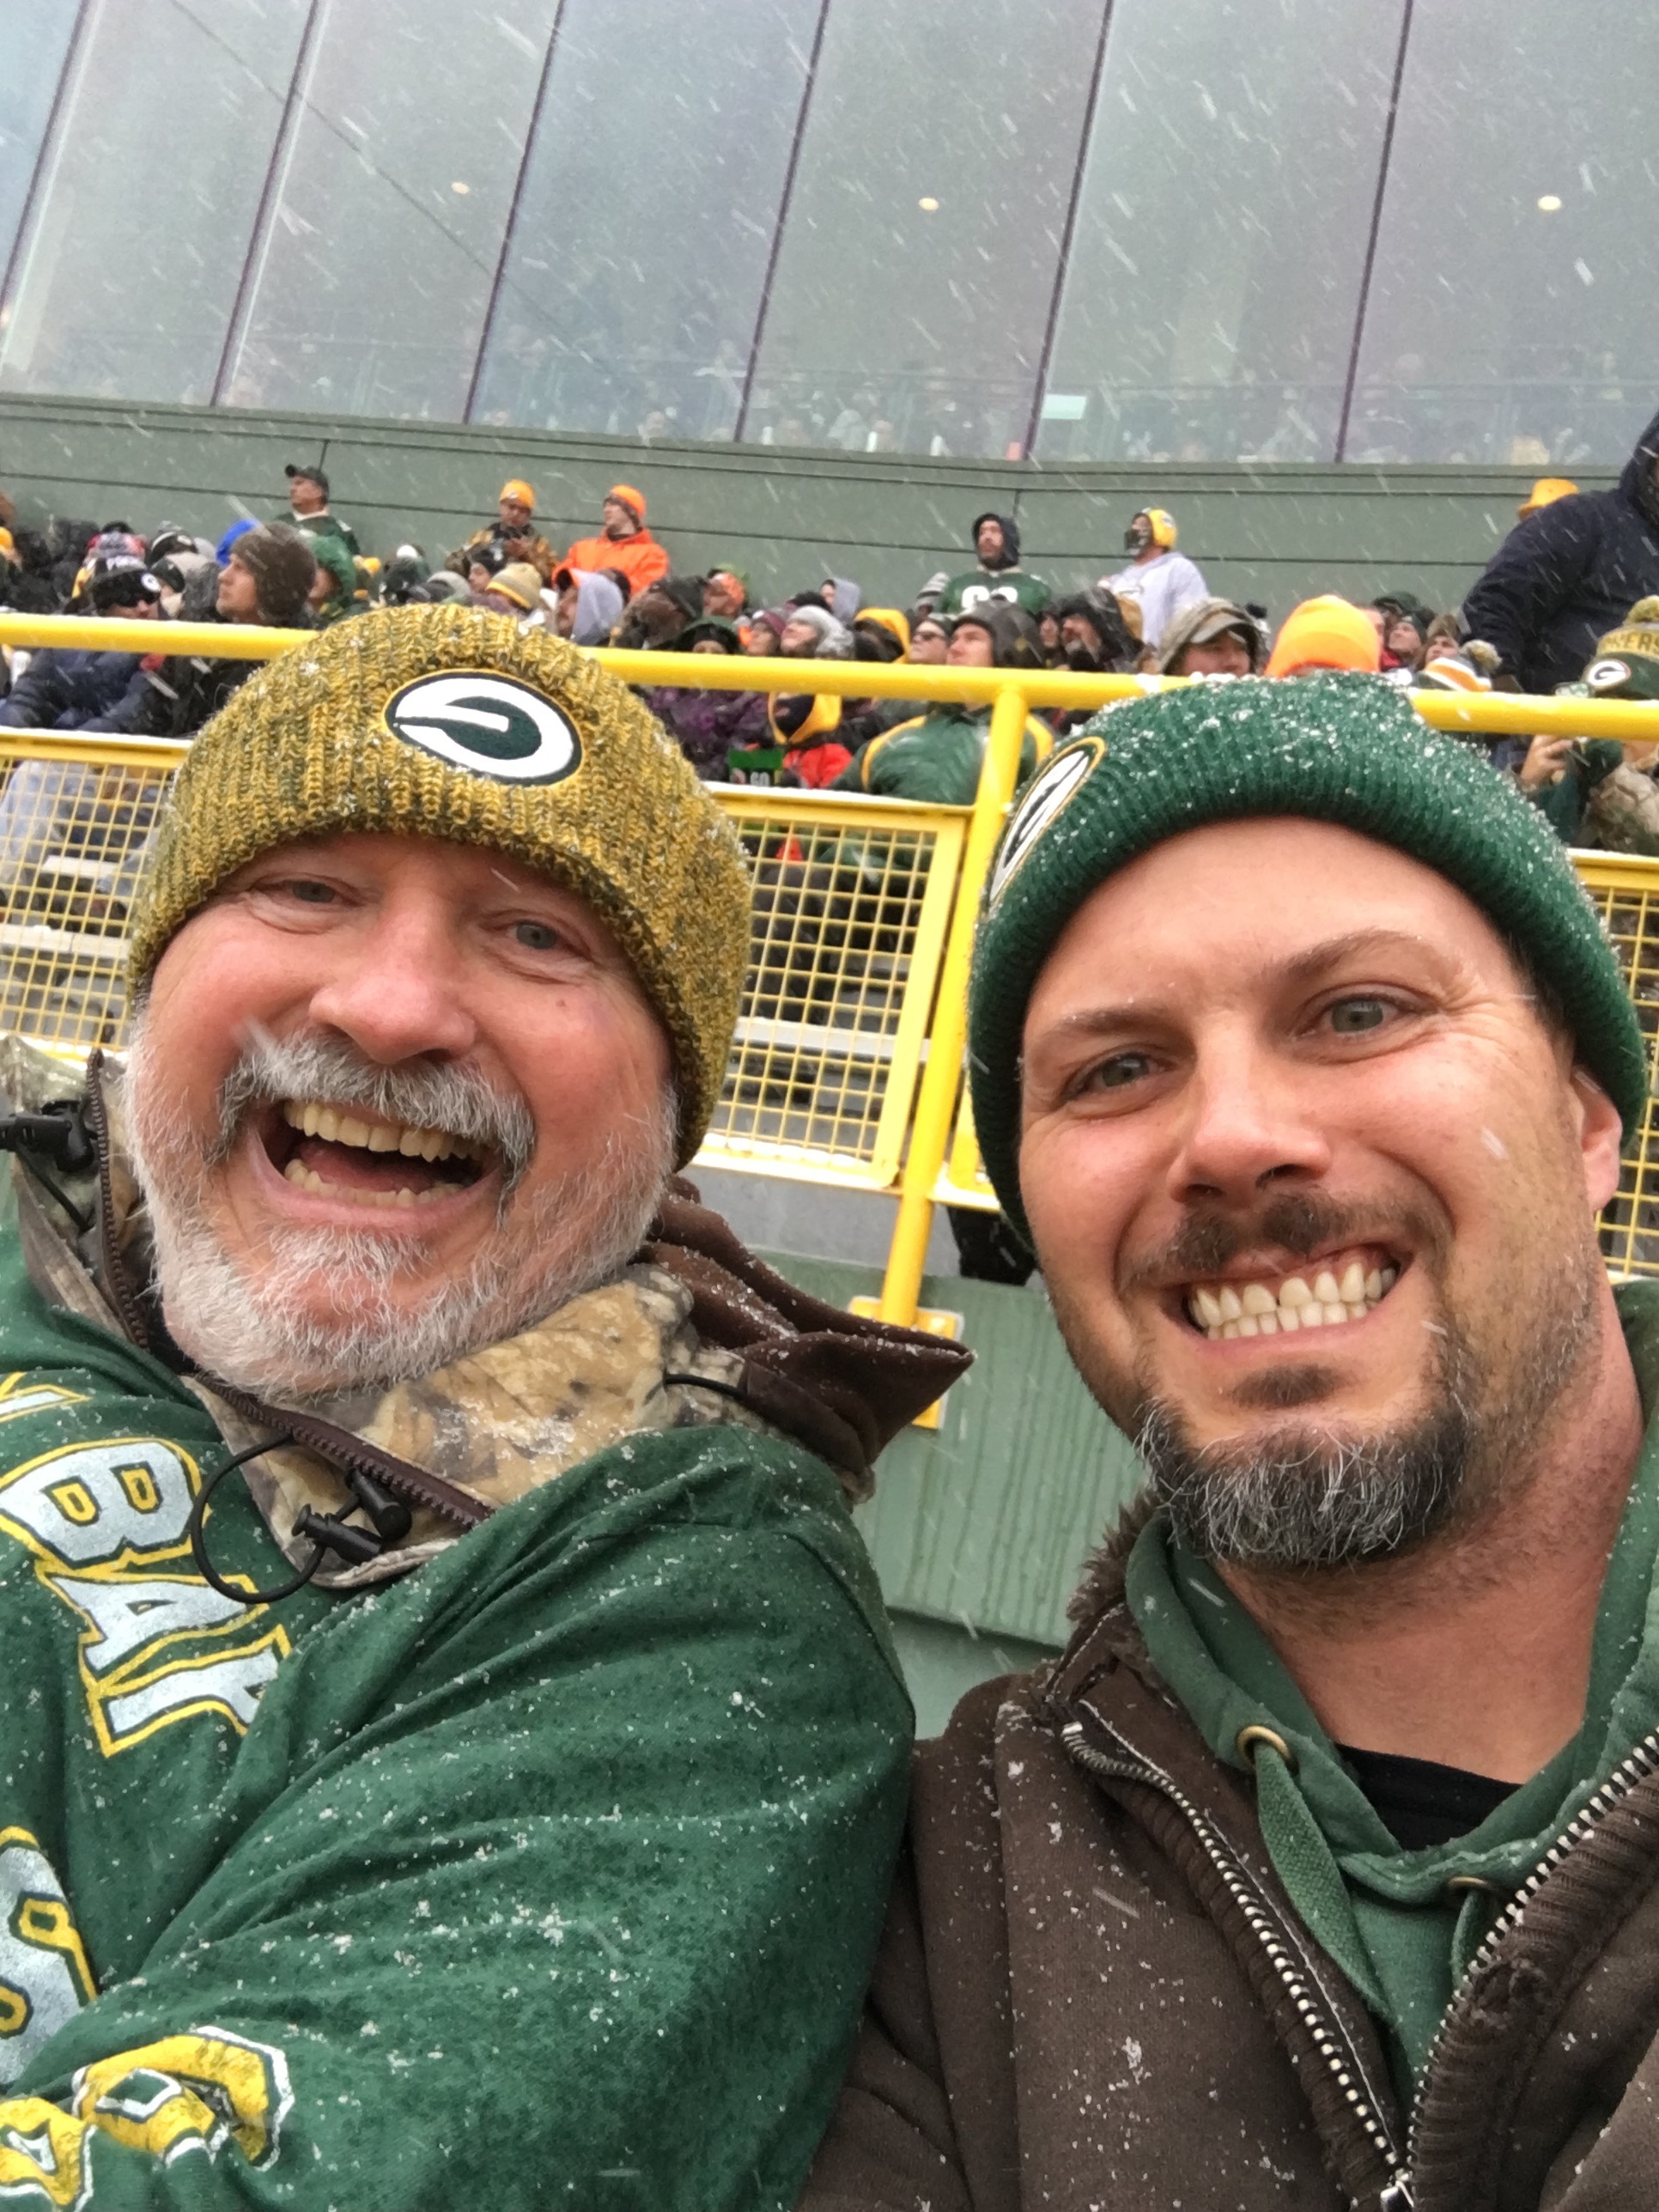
[1099,507,1208,650]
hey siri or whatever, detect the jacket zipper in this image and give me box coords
[1060,1716,1410,2209]
[204,1377,490,1532]
[83,1052,157,1352]
[1399,1727,1659,2190]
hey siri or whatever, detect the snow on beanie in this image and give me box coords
[128,605,750,1164]
[969,672,1649,1239]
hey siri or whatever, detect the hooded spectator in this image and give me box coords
[823,576,864,625]
[728,601,860,787]
[702,565,750,620]
[552,567,626,647]
[641,617,769,779]
[149,548,215,618]
[1099,507,1209,650]
[933,512,1050,619]
[1462,408,1659,691]
[1052,591,1139,676]
[1264,595,1383,678]
[613,574,702,651]
[448,477,557,585]
[1157,596,1268,678]
[852,610,909,663]
[561,483,670,600]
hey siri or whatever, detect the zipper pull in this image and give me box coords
[1380,2178,1415,2209]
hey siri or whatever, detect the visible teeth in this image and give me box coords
[337,1115,369,1149]
[1322,1302,1346,1325]
[1217,1286,1243,1322]
[398,1127,423,1157]
[1365,1268,1382,1301]
[1382,1265,1398,1291]
[1279,1276,1313,1310]
[1194,1286,1224,1328]
[1220,1319,1240,1340]
[1256,1312,1278,1335]
[279,1099,477,1164]
[1237,1314,1259,1337]
[283,1158,309,1185]
[1277,1304,1299,1331]
[303,1102,321,1137]
[1300,1304,1324,1328]
[367,1124,398,1152]
[1313,1269,1341,1305]
[1338,1261,1366,1304]
[1240,1283,1275,1316]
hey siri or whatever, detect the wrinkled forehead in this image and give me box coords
[1024,817,1525,1031]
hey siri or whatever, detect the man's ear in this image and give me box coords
[1572,1066,1627,1212]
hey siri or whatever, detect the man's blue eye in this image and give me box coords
[514,921,560,951]
[289,880,336,903]
[1329,997,1389,1034]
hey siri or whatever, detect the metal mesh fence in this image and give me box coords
[706,790,967,1188]
[1577,854,1659,1279]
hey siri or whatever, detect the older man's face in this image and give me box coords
[1018,819,1625,1565]
[127,833,673,1399]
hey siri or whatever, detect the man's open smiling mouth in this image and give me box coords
[261,1098,493,1209]
[1176,1244,1405,1340]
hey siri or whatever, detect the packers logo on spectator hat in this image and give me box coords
[985,736,1106,913]
[128,604,750,1165]
[384,672,583,786]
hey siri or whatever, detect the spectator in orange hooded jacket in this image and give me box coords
[560,484,670,601]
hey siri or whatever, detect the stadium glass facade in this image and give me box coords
[1,0,1654,471]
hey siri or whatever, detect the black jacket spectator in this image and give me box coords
[0,647,147,730]
[1462,408,1659,691]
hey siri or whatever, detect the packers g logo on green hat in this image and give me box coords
[384,671,583,785]
[986,735,1105,913]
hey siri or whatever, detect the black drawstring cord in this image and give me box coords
[189,1437,415,1607]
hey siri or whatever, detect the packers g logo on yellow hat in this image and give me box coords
[384,672,583,785]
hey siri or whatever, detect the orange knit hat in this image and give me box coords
[1264,595,1382,678]
[607,483,647,525]
[498,478,536,510]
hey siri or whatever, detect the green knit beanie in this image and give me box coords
[969,672,1649,1238]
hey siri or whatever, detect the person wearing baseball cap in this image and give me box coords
[283,460,362,559]
[447,477,557,586]
[0,603,963,2207]
[1156,592,1267,676]
[805,671,1659,2208]
[560,483,670,601]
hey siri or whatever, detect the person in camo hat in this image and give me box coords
[0,604,964,2209]
[805,672,1659,2212]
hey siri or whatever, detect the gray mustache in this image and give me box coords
[210,1024,538,1194]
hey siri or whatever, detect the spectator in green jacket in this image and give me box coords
[836,602,1050,805]
[0,606,963,2211]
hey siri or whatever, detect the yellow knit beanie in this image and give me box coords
[129,605,750,1164]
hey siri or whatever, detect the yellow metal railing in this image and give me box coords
[8,611,1659,1317]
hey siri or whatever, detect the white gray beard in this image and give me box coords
[124,1019,674,1402]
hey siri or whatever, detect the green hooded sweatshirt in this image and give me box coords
[1127,1278,1659,2096]
[0,1152,911,2208]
